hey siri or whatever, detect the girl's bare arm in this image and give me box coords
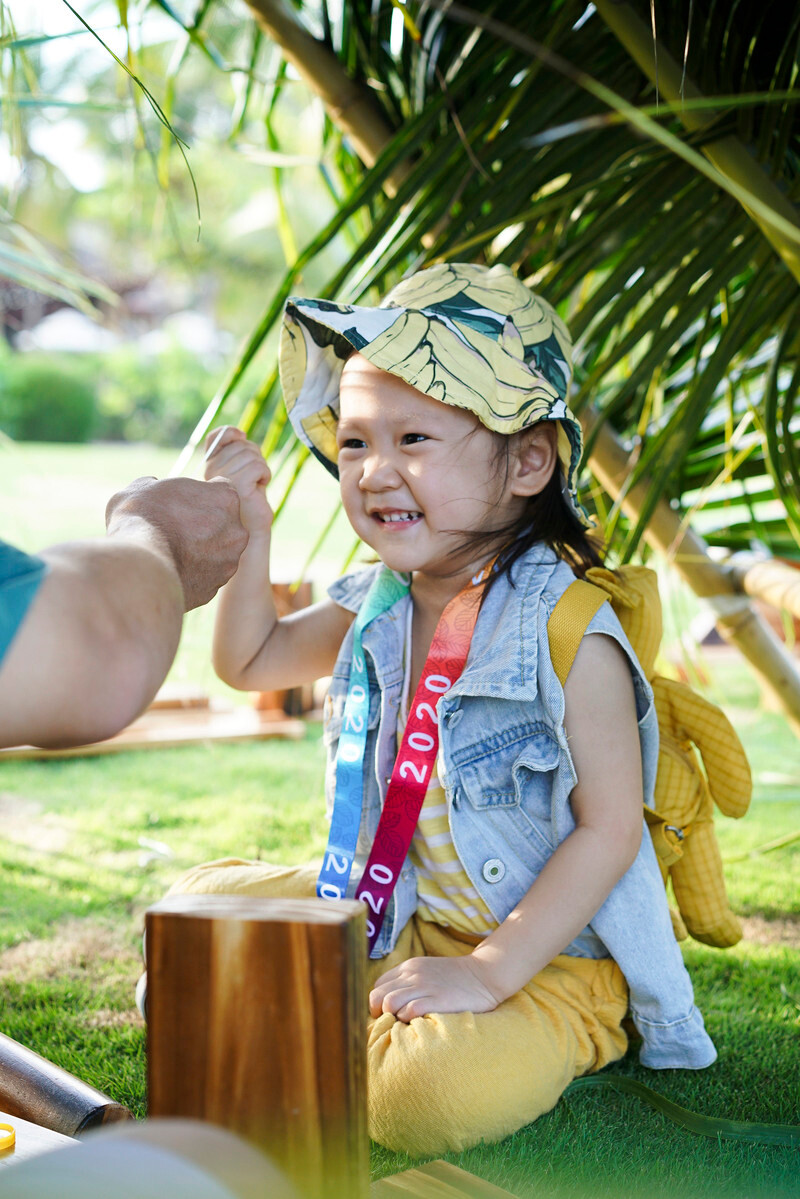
[369,632,643,1020]
[206,428,354,691]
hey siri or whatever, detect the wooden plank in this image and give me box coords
[146,894,368,1199]
[0,1109,77,1168]
[0,708,306,760]
[371,1160,517,1197]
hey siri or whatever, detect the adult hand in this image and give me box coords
[203,427,273,537]
[368,954,504,1023]
[105,476,248,610]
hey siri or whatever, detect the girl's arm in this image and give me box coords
[206,428,354,691]
[369,632,643,1021]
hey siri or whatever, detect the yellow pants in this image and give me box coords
[168,858,629,1157]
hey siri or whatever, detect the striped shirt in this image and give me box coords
[399,604,497,936]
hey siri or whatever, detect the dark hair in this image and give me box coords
[451,435,605,592]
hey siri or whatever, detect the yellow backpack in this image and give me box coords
[547,565,752,947]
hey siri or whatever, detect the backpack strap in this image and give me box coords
[548,575,688,869]
[547,579,610,687]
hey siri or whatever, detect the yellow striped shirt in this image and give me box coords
[399,605,497,936]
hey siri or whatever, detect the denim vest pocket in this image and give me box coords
[511,734,560,852]
[451,724,559,872]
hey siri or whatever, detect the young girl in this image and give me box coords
[173,262,715,1157]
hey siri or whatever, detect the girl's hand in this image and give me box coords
[369,954,504,1022]
[204,427,272,536]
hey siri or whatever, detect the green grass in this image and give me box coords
[1,443,799,1195]
[1,658,798,1197]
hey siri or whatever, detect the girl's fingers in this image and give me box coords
[205,442,270,488]
[203,425,243,458]
[393,1000,426,1023]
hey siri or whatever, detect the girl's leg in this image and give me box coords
[167,858,319,899]
[163,867,627,1157]
[366,921,628,1158]
[136,859,319,1016]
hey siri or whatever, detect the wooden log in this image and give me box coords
[146,894,368,1199]
[0,1033,133,1137]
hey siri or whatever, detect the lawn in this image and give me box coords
[1,444,799,1196]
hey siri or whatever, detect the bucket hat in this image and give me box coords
[279,261,586,520]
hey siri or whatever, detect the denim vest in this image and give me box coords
[325,544,717,1069]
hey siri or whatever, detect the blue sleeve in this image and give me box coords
[0,540,48,667]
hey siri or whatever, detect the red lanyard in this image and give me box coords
[355,563,492,952]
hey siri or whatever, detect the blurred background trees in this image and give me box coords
[2,0,799,580]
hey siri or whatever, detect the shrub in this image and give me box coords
[94,344,218,447]
[0,355,98,443]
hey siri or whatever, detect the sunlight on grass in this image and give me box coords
[1,446,798,1196]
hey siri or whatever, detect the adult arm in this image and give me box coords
[0,476,248,750]
[369,632,644,1020]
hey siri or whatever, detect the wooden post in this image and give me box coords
[146,894,368,1199]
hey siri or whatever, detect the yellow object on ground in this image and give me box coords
[169,859,628,1158]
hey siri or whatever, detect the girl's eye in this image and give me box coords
[339,438,366,450]
[401,433,428,445]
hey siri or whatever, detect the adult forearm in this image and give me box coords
[0,539,184,749]
[470,821,641,1001]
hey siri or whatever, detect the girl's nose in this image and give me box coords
[358,449,401,491]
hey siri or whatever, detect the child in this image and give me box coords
[171,262,716,1157]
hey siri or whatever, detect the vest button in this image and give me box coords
[447,708,463,727]
[483,858,505,883]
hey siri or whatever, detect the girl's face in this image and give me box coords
[336,354,529,587]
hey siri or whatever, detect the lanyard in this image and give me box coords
[318,562,492,952]
[316,567,410,902]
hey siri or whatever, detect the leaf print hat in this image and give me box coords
[279,261,587,522]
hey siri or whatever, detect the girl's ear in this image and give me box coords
[509,424,558,497]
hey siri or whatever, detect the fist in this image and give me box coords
[204,427,273,536]
[106,476,249,610]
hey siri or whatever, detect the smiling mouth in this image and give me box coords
[373,510,422,524]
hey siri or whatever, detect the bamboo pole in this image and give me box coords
[583,407,800,731]
[725,554,800,622]
[242,0,405,194]
[594,0,800,286]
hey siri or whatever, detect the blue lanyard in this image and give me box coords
[316,568,410,901]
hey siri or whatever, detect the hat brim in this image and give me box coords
[279,294,589,525]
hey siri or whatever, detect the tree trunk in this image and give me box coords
[242,0,406,194]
